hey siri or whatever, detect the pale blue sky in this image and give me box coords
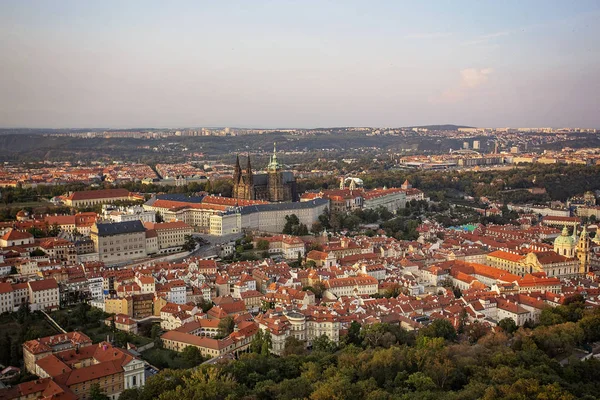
[1,1,599,128]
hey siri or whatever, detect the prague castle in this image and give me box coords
[233,143,297,202]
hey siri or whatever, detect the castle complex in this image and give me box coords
[233,144,297,202]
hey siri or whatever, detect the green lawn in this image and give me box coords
[141,347,195,369]
[0,200,49,209]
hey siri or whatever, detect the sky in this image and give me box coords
[1,1,599,129]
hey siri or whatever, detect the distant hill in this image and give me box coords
[404,124,473,131]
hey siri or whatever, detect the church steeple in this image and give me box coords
[267,142,281,171]
[577,225,591,275]
[233,154,242,183]
[246,154,253,184]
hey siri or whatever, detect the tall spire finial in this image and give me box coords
[234,154,242,183]
[267,142,281,171]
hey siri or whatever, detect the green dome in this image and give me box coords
[554,226,575,248]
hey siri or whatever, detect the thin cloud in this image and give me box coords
[404,32,453,39]
[432,68,494,104]
[462,30,511,46]
[461,68,494,88]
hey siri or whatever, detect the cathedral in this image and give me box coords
[233,144,297,202]
[553,225,591,275]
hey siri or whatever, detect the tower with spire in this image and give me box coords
[232,155,242,198]
[245,153,255,199]
[232,142,296,202]
[577,225,591,275]
[268,142,286,202]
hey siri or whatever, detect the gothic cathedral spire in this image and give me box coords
[246,153,253,185]
[233,154,242,184]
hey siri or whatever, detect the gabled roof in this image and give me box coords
[1,228,33,241]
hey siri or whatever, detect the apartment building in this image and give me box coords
[0,282,14,313]
[91,220,147,264]
[28,279,60,311]
[143,221,193,252]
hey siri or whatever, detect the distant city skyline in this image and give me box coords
[1,1,599,129]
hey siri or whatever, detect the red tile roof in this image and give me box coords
[66,189,129,201]
[1,229,33,241]
[29,278,59,292]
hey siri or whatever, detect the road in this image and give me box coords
[191,232,244,258]
[114,233,243,269]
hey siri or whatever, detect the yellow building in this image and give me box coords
[105,296,133,317]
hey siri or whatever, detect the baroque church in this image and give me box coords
[552,225,592,275]
[233,144,297,202]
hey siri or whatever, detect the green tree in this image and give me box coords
[361,323,389,348]
[256,239,270,251]
[0,332,11,366]
[182,235,197,252]
[48,223,61,237]
[197,298,213,313]
[30,249,46,257]
[345,321,362,346]
[181,346,204,366]
[419,319,457,341]
[118,389,140,400]
[282,214,300,234]
[10,340,20,366]
[158,367,238,400]
[312,334,337,353]
[261,331,272,355]
[217,316,235,337]
[406,371,437,392]
[250,329,263,353]
[90,382,110,400]
[16,302,31,324]
[283,336,306,356]
[311,221,323,235]
[498,317,518,334]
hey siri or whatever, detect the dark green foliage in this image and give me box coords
[181,235,197,252]
[282,214,309,236]
[419,319,457,341]
[498,317,518,334]
[217,316,235,338]
[90,383,110,400]
[124,324,600,399]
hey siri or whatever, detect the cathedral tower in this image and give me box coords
[245,154,255,199]
[233,155,242,199]
[268,143,286,202]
